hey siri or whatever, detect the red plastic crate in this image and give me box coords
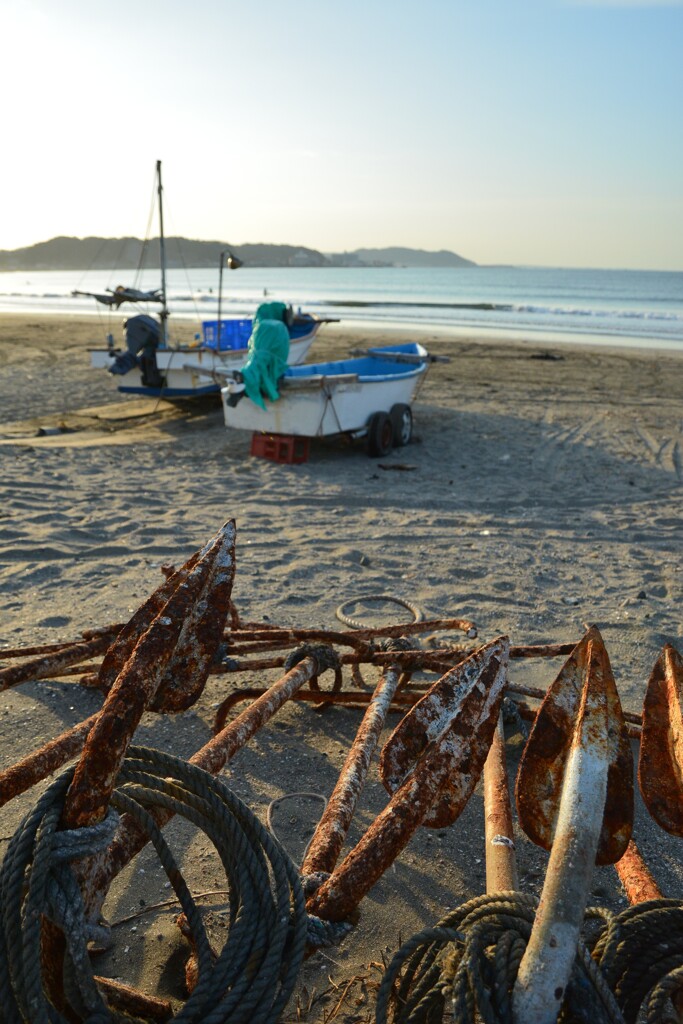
[250,432,310,464]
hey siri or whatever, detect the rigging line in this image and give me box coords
[162,202,205,324]
[74,237,111,293]
[108,236,134,293]
[133,165,159,290]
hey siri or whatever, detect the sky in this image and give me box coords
[1,0,682,270]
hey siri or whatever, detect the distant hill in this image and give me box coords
[335,247,476,268]
[0,237,475,271]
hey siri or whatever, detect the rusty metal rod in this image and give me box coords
[613,840,683,1022]
[510,679,642,726]
[512,694,641,739]
[94,976,173,1022]
[213,683,418,733]
[302,668,402,876]
[614,839,663,905]
[483,713,519,893]
[0,714,98,808]
[0,637,115,660]
[0,635,112,692]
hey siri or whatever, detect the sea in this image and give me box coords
[1,265,682,352]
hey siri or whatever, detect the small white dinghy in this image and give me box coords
[219,342,443,456]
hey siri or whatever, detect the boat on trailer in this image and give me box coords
[86,161,334,398]
[216,342,443,456]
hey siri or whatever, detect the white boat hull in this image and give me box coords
[221,344,429,438]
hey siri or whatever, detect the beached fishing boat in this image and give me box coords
[89,309,333,398]
[216,342,441,456]
[85,161,334,398]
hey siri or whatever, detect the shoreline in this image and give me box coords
[1,308,682,359]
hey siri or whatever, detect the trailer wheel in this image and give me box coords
[390,404,413,446]
[367,411,394,457]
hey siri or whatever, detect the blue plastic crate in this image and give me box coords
[202,319,253,350]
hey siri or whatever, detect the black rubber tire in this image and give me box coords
[366,411,394,457]
[390,403,413,446]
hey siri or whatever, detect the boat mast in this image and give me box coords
[156,160,168,345]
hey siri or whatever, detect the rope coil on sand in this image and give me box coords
[0,746,350,1024]
[375,891,683,1024]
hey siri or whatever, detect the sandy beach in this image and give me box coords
[1,313,682,1021]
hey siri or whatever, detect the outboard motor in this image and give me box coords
[109,315,163,388]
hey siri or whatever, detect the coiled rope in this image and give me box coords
[375,891,683,1024]
[335,595,424,631]
[0,746,349,1024]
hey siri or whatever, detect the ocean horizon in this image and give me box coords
[1,264,681,353]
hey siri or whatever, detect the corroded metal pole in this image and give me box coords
[302,667,402,876]
[615,840,663,905]
[0,714,98,808]
[483,713,518,893]
[614,839,683,1022]
[0,635,112,691]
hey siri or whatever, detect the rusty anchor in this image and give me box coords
[307,636,509,922]
[512,626,633,1024]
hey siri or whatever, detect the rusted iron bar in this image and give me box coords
[509,642,576,659]
[190,655,320,776]
[510,678,643,726]
[222,628,372,651]
[0,635,113,692]
[94,976,173,1022]
[483,713,518,892]
[232,616,477,640]
[638,643,683,836]
[63,522,236,830]
[75,654,322,913]
[513,628,633,1024]
[0,713,98,808]
[81,624,126,639]
[308,638,509,922]
[510,692,641,739]
[613,839,683,1021]
[302,668,402,876]
[0,637,114,660]
[213,684,419,733]
[615,839,664,905]
[25,663,104,678]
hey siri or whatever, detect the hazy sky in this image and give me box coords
[2,0,682,270]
